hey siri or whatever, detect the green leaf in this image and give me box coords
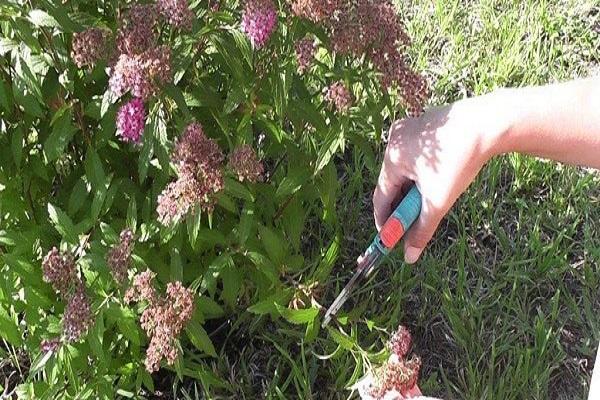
[224,177,254,201]
[259,225,287,266]
[327,327,355,350]
[275,305,319,325]
[315,129,344,175]
[314,232,341,282]
[275,169,311,199]
[11,126,23,167]
[0,76,14,116]
[164,84,191,117]
[220,264,241,308]
[47,203,78,244]
[186,209,202,248]
[67,178,88,215]
[105,305,140,346]
[237,202,255,245]
[186,321,217,357]
[126,196,137,231]
[138,131,154,184]
[28,9,59,28]
[44,108,77,162]
[247,290,292,315]
[84,148,105,189]
[196,296,224,319]
[0,304,22,346]
[223,85,245,114]
[170,248,183,282]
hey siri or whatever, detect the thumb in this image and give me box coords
[402,200,442,264]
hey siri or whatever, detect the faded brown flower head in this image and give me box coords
[138,281,195,372]
[62,283,93,342]
[42,247,77,297]
[370,355,421,399]
[389,325,412,358]
[157,0,194,31]
[106,229,135,284]
[228,144,264,183]
[109,46,172,100]
[71,27,110,68]
[116,4,159,56]
[40,337,61,353]
[291,0,428,115]
[324,81,353,113]
[157,123,225,225]
[289,0,338,23]
[125,269,157,304]
[295,36,316,73]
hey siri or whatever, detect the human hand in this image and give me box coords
[373,92,510,264]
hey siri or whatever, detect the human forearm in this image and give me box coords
[492,77,600,169]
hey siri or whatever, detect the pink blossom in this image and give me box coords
[241,0,278,49]
[116,99,146,143]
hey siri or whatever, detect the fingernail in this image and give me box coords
[404,246,422,264]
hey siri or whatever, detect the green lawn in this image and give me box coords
[174,1,600,398]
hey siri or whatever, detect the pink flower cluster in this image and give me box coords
[106,229,135,284]
[370,325,421,398]
[157,0,194,31]
[125,269,158,304]
[40,337,61,353]
[289,0,338,23]
[241,0,278,49]
[295,37,316,73]
[290,0,428,115]
[157,123,224,225]
[116,98,146,144]
[109,46,172,100]
[324,81,353,113]
[126,271,194,372]
[71,27,110,68]
[228,144,264,183]
[62,283,93,343]
[42,248,94,343]
[42,247,76,297]
[116,4,158,56]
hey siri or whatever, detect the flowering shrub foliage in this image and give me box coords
[0,0,426,396]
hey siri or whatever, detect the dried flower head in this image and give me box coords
[292,0,428,115]
[370,355,421,399]
[228,144,264,183]
[172,123,224,176]
[116,4,158,56]
[295,37,316,73]
[62,284,93,342]
[125,269,157,304]
[40,337,61,353]
[324,81,353,113]
[157,0,194,31]
[42,247,77,297]
[157,123,225,225]
[116,98,146,144]
[109,46,172,100]
[106,229,135,284]
[241,0,278,49]
[71,27,110,68]
[389,325,412,358]
[139,281,195,372]
[289,0,338,23]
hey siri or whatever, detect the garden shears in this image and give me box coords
[322,185,422,328]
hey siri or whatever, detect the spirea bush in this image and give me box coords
[0,0,426,397]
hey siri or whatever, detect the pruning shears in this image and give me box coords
[322,185,422,328]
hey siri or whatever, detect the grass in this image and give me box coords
[169,0,600,398]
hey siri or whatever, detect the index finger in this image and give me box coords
[373,159,408,231]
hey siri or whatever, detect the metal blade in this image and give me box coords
[322,252,379,328]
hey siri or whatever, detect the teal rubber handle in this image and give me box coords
[370,185,422,256]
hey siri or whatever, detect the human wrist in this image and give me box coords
[481,87,531,158]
